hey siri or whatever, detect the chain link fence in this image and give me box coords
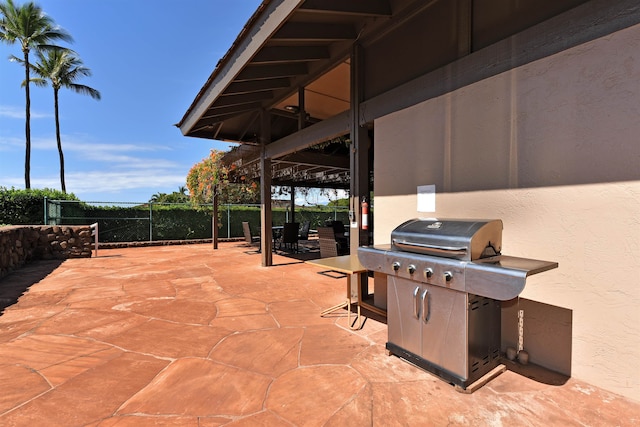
[45,199,349,243]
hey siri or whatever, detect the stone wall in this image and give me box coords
[0,225,93,279]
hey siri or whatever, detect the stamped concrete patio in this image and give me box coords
[0,241,638,426]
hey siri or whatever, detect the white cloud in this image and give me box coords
[0,105,52,119]
[0,135,23,151]
[3,168,187,201]
[31,134,166,153]
[65,170,186,193]
[27,135,180,169]
[1,133,203,202]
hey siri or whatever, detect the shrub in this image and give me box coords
[37,200,348,243]
[0,187,78,225]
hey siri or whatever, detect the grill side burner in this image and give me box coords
[358,218,558,390]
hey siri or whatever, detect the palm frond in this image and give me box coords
[29,48,101,99]
[67,83,101,100]
[27,77,47,88]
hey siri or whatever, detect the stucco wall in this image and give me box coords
[373,23,640,400]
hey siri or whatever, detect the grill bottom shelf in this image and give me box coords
[386,341,502,391]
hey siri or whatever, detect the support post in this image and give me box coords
[298,87,306,130]
[290,186,295,223]
[212,188,218,249]
[349,44,371,255]
[260,109,273,266]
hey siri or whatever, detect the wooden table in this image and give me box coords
[306,255,386,329]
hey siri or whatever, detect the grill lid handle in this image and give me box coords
[392,239,468,257]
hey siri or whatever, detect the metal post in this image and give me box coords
[91,222,99,257]
[44,196,48,224]
[227,204,231,238]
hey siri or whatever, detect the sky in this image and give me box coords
[0,0,264,203]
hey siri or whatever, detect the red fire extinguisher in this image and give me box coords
[361,197,369,230]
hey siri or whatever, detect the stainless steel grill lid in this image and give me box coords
[390,218,503,261]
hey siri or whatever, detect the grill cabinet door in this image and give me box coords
[387,275,422,356]
[420,282,468,380]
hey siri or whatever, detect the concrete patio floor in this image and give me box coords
[0,241,638,426]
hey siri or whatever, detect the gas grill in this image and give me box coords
[358,218,558,390]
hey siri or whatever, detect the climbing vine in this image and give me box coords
[186,150,258,206]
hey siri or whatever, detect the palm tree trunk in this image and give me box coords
[23,48,31,189]
[54,88,66,193]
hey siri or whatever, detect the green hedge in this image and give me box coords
[0,187,78,225]
[0,187,348,242]
[49,202,213,242]
[0,187,351,242]
[43,200,349,243]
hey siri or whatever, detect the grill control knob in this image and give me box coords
[444,271,453,282]
[424,268,433,279]
[407,264,416,275]
[392,261,401,272]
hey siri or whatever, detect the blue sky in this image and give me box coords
[0,0,262,203]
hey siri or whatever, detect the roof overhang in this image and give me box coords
[177,0,394,146]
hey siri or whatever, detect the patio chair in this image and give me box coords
[318,227,340,258]
[329,220,346,235]
[242,221,260,252]
[280,222,299,252]
[298,221,311,240]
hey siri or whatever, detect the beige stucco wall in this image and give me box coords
[374,23,640,400]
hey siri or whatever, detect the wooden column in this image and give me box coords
[260,109,273,266]
[290,186,295,223]
[349,44,370,255]
[289,87,305,226]
[212,188,218,250]
[457,0,472,57]
[298,87,306,130]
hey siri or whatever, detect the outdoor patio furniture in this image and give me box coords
[318,227,340,258]
[298,221,311,240]
[326,221,349,255]
[280,222,299,252]
[242,222,260,252]
[307,254,367,330]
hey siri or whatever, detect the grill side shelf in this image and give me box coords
[465,256,558,300]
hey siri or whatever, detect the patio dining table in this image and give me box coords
[306,254,376,330]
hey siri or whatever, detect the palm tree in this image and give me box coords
[28,48,100,193]
[0,0,71,189]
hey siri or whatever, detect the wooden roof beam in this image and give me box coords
[251,46,330,64]
[272,22,357,41]
[224,78,291,95]
[236,63,309,81]
[299,0,392,17]
[213,91,274,108]
[203,102,262,119]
